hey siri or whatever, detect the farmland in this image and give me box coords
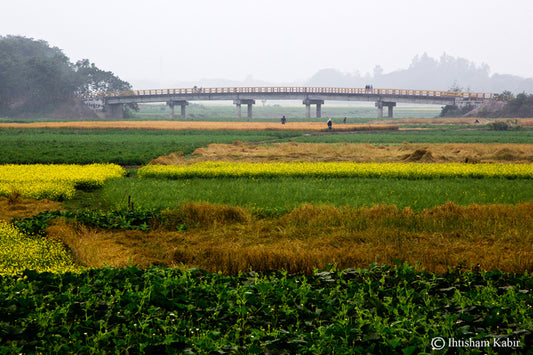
[1,119,532,353]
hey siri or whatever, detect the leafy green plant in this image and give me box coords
[12,209,159,235]
[0,265,530,353]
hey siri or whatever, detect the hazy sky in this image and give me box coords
[2,0,533,88]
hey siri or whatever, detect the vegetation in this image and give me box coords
[487,119,522,131]
[0,221,78,275]
[440,92,533,119]
[439,104,475,118]
[0,129,302,165]
[0,164,124,200]
[138,161,533,179]
[0,120,532,353]
[1,265,531,354]
[95,176,533,215]
[0,128,532,166]
[0,36,133,117]
[498,93,533,118]
[292,128,533,144]
[9,200,532,274]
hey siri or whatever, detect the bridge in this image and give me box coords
[81,87,499,119]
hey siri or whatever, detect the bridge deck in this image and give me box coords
[81,87,499,119]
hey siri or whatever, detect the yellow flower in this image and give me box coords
[138,162,533,180]
[0,163,125,200]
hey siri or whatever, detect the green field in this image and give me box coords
[1,127,532,165]
[89,177,533,215]
[1,122,532,354]
[293,129,533,144]
[0,129,301,165]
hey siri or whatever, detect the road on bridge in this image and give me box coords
[81,86,499,119]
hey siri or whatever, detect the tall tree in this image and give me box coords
[0,35,136,117]
[74,58,132,95]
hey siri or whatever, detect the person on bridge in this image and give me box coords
[327,118,332,131]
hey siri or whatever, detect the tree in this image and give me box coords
[0,35,136,117]
[500,93,533,117]
[0,35,77,115]
[74,59,132,95]
[74,59,138,115]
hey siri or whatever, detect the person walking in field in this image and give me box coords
[327,118,332,131]
[281,115,287,125]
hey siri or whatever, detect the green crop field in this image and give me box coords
[93,176,533,215]
[1,121,532,354]
[0,129,301,165]
[1,127,532,165]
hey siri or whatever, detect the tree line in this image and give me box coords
[440,92,533,119]
[0,35,134,117]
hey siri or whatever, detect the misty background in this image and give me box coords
[2,0,533,95]
[147,53,533,94]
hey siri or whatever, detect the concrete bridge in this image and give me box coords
[81,87,498,119]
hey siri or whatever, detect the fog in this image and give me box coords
[2,0,533,89]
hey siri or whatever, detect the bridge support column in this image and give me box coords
[167,100,188,119]
[233,99,255,119]
[375,101,396,118]
[303,99,324,119]
[104,103,124,119]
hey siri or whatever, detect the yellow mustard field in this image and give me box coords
[139,161,533,179]
[0,164,125,200]
[0,221,78,275]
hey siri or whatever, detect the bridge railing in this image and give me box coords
[80,87,497,100]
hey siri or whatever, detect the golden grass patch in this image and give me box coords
[48,202,533,274]
[0,196,62,222]
[151,142,533,164]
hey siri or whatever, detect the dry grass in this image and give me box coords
[47,202,533,274]
[0,196,62,222]
[0,121,397,131]
[151,142,533,164]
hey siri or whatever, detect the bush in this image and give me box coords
[488,119,522,131]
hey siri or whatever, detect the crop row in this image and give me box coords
[138,161,533,180]
[0,164,125,200]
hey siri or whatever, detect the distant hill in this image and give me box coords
[304,53,533,94]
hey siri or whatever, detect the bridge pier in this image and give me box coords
[375,101,396,118]
[303,99,324,118]
[167,100,188,119]
[104,103,124,119]
[233,99,255,119]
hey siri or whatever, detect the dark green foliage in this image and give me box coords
[439,104,475,118]
[0,265,531,353]
[0,36,77,115]
[12,209,159,236]
[488,119,522,131]
[0,129,301,165]
[292,128,533,144]
[500,93,533,118]
[0,36,133,117]
[73,59,138,114]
